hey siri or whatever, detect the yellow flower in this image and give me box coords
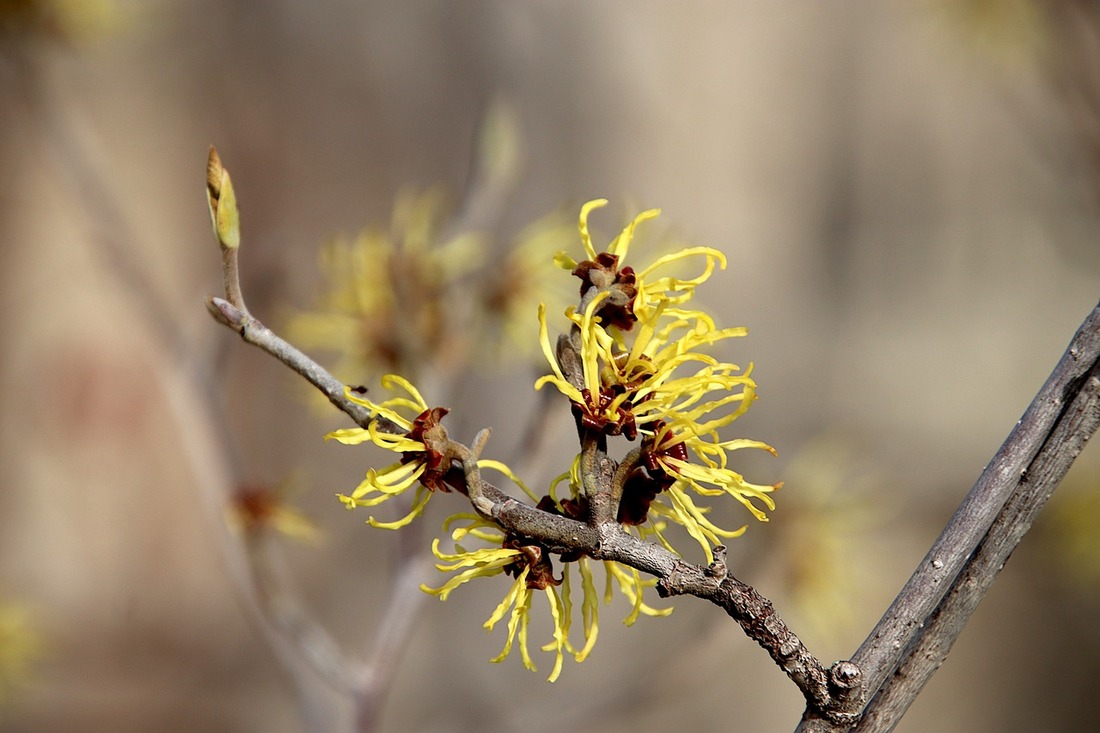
[536,200,746,441]
[327,375,452,529]
[422,515,571,682]
[227,480,321,543]
[589,300,755,435]
[553,198,660,269]
[286,189,484,377]
[553,199,728,332]
[420,509,667,679]
[329,376,530,530]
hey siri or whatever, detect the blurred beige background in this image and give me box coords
[2,1,1099,731]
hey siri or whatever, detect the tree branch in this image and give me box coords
[649,543,862,722]
[242,530,358,694]
[796,300,1100,732]
[854,346,1100,731]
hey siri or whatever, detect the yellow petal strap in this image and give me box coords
[542,588,567,682]
[553,251,578,271]
[323,428,373,445]
[476,459,539,501]
[366,486,431,530]
[574,559,600,662]
[607,207,661,259]
[578,199,609,260]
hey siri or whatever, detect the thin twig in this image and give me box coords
[208,297,375,429]
[353,537,434,724]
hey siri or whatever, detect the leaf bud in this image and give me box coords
[206,146,240,250]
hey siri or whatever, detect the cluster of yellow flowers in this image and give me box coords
[287,190,484,379]
[329,199,779,680]
[537,199,778,562]
[286,190,576,380]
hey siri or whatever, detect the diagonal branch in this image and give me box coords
[796,300,1100,732]
[853,337,1100,731]
[206,297,375,429]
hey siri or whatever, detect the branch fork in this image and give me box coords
[204,147,1100,731]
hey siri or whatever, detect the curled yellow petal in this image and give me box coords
[477,459,539,501]
[578,198,609,260]
[366,486,431,529]
[607,207,661,259]
[553,251,578,270]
